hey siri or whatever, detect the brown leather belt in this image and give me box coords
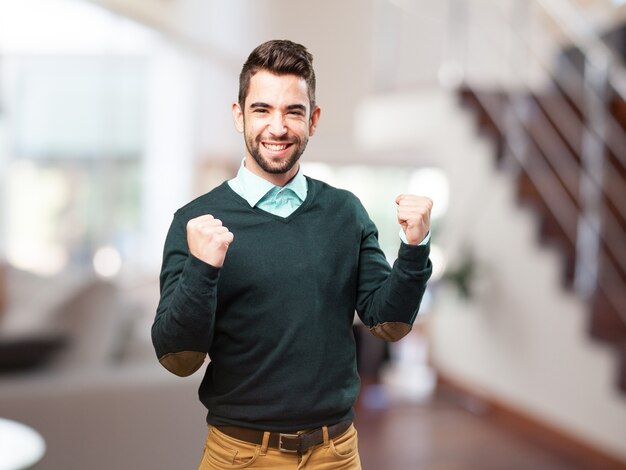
[215,420,352,454]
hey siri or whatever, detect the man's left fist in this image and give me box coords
[395,194,433,245]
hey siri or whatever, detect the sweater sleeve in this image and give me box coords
[151,213,220,376]
[354,204,432,342]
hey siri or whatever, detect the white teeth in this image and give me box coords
[264,143,288,151]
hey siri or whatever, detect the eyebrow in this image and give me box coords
[286,104,307,113]
[249,102,271,109]
[249,102,307,113]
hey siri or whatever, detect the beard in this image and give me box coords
[244,130,309,175]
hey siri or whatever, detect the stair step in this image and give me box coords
[589,289,626,343]
[515,167,578,287]
[610,96,626,131]
[619,346,626,393]
[459,88,506,162]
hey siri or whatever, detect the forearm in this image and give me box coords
[357,242,432,341]
[152,252,220,376]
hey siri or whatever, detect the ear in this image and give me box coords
[232,102,244,133]
[308,106,321,136]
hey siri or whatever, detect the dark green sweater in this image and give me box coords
[152,177,431,431]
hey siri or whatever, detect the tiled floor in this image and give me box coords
[353,389,626,470]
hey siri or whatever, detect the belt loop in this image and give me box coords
[322,425,330,447]
[260,431,270,455]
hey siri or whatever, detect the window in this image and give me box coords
[0,0,154,276]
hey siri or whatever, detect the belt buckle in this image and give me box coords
[278,433,300,453]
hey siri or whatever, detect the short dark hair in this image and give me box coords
[238,39,316,110]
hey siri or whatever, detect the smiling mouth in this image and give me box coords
[262,142,292,152]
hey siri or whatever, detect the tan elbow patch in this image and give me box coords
[369,322,412,342]
[159,351,206,377]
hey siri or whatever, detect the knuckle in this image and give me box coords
[188,214,216,229]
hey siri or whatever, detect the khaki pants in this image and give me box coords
[198,424,361,470]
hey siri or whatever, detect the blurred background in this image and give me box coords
[0,0,625,468]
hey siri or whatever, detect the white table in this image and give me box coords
[0,418,45,470]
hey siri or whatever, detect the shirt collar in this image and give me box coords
[231,159,308,207]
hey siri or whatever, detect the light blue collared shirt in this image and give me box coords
[228,160,307,218]
[228,159,429,245]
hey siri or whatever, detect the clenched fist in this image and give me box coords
[395,194,433,245]
[186,214,234,267]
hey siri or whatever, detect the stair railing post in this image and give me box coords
[574,47,610,300]
[502,0,533,176]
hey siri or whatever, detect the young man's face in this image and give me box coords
[232,70,321,184]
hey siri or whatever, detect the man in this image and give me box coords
[152,39,433,469]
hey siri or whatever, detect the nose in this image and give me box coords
[268,112,287,137]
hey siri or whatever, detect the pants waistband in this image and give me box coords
[214,420,352,454]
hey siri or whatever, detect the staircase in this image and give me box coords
[457,46,626,393]
[424,84,626,463]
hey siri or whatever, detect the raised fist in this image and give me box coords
[186,214,234,267]
[395,194,433,245]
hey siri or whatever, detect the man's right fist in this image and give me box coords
[186,214,234,268]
